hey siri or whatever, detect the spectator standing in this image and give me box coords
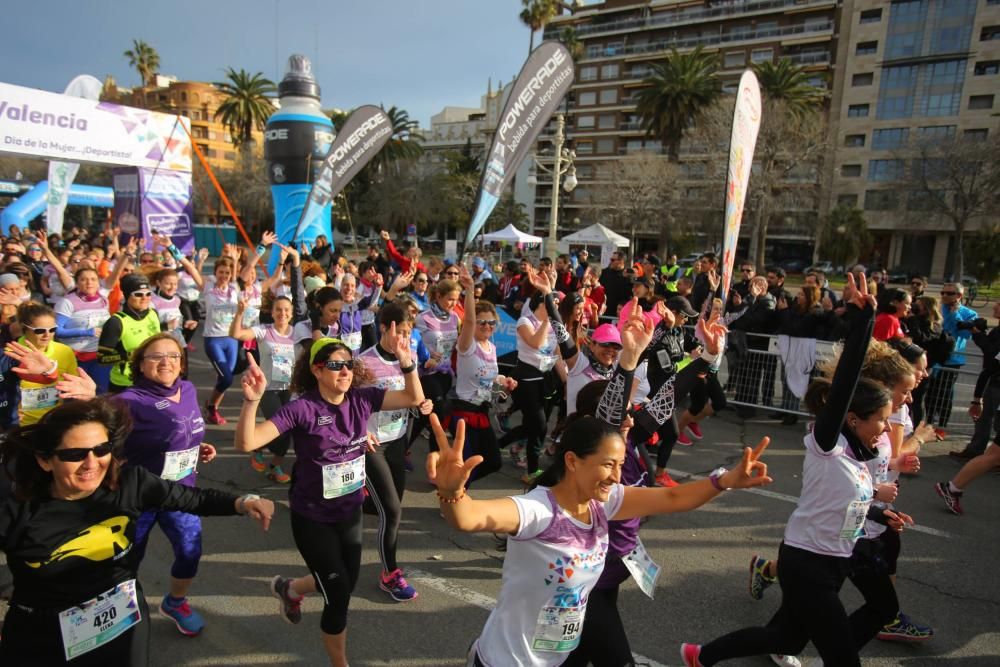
[728,276,777,417]
[599,251,631,317]
[949,302,1000,460]
[904,295,952,426]
[909,276,927,300]
[574,249,590,281]
[873,289,911,341]
[924,283,977,435]
[690,253,719,312]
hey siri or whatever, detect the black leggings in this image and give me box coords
[290,508,363,635]
[499,378,548,472]
[655,417,680,469]
[364,437,406,573]
[260,389,293,457]
[562,581,634,667]
[409,373,452,448]
[699,543,898,667]
[0,588,151,666]
[688,371,726,415]
[448,418,502,485]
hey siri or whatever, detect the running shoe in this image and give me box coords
[250,452,267,473]
[655,471,679,488]
[686,423,704,440]
[159,594,205,636]
[680,643,704,667]
[770,655,802,667]
[268,465,291,484]
[270,575,303,624]
[510,443,527,469]
[934,481,964,515]
[749,555,776,600]
[380,568,418,602]
[934,427,948,440]
[204,403,226,425]
[521,470,543,485]
[677,432,694,447]
[877,612,934,642]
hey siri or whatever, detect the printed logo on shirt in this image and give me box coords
[317,416,333,426]
[350,436,369,447]
[26,516,132,568]
[155,400,170,410]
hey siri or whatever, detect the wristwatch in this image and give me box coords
[238,493,261,514]
[708,467,730,492]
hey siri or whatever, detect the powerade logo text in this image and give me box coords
[328,114,391,178]
[0,101,88,131]
[495,48,569,155]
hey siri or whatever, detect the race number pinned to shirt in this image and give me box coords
[161,446,200,481]
[271,343,294,385]
[322,455,365,499]
[532,603,584,652]
[22,386,59,410]
[841,500,870,540]
[437,331,458,359]
[622,537,661,599]
[341,331,362,352]
[375,375,407,442]
[538,354,557,373]
[59,579,141,661]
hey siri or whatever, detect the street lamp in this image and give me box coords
[526,113,576,258]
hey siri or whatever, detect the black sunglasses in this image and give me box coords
[323,359,355,371]
[444,270,460,276]
[940,291,958,296]
[50,442,113,462]
[596,341,622,349]
[30,326,58,335]
[476,319,498,327]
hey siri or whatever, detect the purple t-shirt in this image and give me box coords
[598,434,649,589]
[117,381,205,487]
[270,387,385,523]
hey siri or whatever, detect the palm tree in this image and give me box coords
[520,0,560,53]
[123,39,160,87]
[371,106,425,175]
[559,26,584,60]
[213,68,276,149]
[753,59,827,119]
[635,47,721,161]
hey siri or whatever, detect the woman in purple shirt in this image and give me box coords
[235,332,423,667]
[116,333,217,637]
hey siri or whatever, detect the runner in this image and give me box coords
[200,257,241,424]
[411,278,461,451]
[235,332,423,667]
[295,286,344,354]
[99,273,162,392]
[0,398,273,666]
[54,267,111,393]
[149,235,205,346]
[10,302,78,426]
[331,268,382,355]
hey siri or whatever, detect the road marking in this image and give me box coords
[667,468,953,538]
[408,568,670,667]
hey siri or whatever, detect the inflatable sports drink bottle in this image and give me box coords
[264,55,334,271]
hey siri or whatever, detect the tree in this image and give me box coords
[635,47,721,161]
[752,59,827,121]
[370,106,425,176]
[818,206,872,269]
[899,133,1000,281]
[213,68,276,150]
[123,39,160,87]
[99,75,120,103]
[558,26,584,60]
[963,226,1000,286]
[520,0,560,53]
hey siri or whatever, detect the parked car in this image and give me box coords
[886,267,911,284]
[806,261,835,275]
[777,258,809,274]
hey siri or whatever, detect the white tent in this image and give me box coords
[559,223,629,264]
[483,224,543,244]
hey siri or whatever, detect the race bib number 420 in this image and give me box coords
[59,579,141,661]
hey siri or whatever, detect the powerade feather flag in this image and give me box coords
[464,41,575,246]
[292,105,393,242]
[720,70,762,301]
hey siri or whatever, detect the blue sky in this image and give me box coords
[2,0,538,126]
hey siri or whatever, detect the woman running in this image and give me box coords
[9,302,78,426]
[99,274,164,392]
[411,278,460,453]
[150,235,205,345]
[331,269,381,355]
[295,286,344,354]
[54,266,112,393]
[235,333,423,667]
[200,256,241,424]
[0,399,273,666]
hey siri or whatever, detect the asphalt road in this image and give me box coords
[8,342,1000,666]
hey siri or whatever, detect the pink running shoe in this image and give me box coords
[677,432,693,446]
[680,643,704,667]
[686,422,704,440]
[204,403,227,425]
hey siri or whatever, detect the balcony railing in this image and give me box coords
[582,20,833,61]
[547,0,833,41]
[785,50,831,65]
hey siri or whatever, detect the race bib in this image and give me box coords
[840,500,870,540]
[622,538,661,599]
[270,343,294,384]
[242,306,261,328]
[531,604,584,652]
[59,579,141,661]
[341,330,362,352]
[375,375,407,441]
[322,455,365,499]
[437,331,457,358]
[161,446,200,481]
[82,310,108,331]
[538,354,556,373]
[22,386,59,410]
[216,306,236,327]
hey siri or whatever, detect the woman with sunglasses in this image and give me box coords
[6,302,78,426]
[54,266,112,394]
[407,270,431,312]
[235,334,423,667]
[116,333,222,637]
[0,398,273,666]
[99,274,162,393]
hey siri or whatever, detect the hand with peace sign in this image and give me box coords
[843,271,876,311]
[718,436,773,490]
[695,307,728,357]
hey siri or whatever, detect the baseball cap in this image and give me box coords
[120,273,152,298]
[472,257,486,269]
[643,254,661,267]
[591,323,622,347]
[666,295,698,318]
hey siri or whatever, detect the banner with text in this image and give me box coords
[113,167,195,254]
[464,41,574,246]
[720,70,762,301]
[292,105,392,243]
[0,81,192,171]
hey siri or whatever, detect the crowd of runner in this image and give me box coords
[0,221,993,666]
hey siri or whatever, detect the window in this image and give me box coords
[918,125,956,140]
[860,9,882,24]
[600,64,619,79]
[848,104,870,117]
[724,51,746,68]
[751,48,773,63]
[596,138,615,154]
[837,194,859,208]
[865,190,898,211]
[180,92,187,102]
[907,190,941,211]
[869,159,906,181]
[925,93,959,116]
[578,91,597,105]
[580,66,598,82]
[852,73,874,86]
[223,152,236,161]
[598,88,617,105]
[856,41,878,55]
[970,95,995,109]
[841,164,862,178]
[722,82,739,94]
[964,128,988,141]
[872,128,909,150]
[597,114,616,130]
[576,141,593,155]
[576,115,595,128]
[975,61,1000,76]
[981,26,1000,41]
[845,134,866,147]
[877,65,917,119]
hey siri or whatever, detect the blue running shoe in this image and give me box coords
[380,568,418,602]
[159,595,205,636]
[749,554,776,601]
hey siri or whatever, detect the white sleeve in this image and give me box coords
[252,325,266,341]
[602,483,625,520]
[53,297,74,318]
[511,487,555,541]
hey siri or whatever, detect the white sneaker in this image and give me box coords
[770,655,802,667]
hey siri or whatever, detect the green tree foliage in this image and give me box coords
[520,0,561,52]
[752,59,827,121]
[213,68,276,149]
[819,206,871,268]
[123,39,160,86]
[963,226,1000,286]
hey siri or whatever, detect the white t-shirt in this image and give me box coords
[152,292,184,342]
[455,338,498,405]
[358,345,408,443]
[565,354,613,416]
[887,403,912,486]
[201,276,240,338]
[54,290,110,353]
[416,309,460,375]
[784,430,874,558]
[253,324,297,391]
[475,484,625,667]
[862,434,892,540]
[516,314,558,375]
[631,361,650,404]
[292,320,338,347]
[176,270,202,302]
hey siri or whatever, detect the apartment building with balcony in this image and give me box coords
[540,0,839,258]
[827,0,1000,279]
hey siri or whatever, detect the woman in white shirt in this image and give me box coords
[201,257,241,425]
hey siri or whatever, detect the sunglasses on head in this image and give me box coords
[50,441,113,462]
[322,359,355,371]
[29,326,58,335]
[476,319,497,327]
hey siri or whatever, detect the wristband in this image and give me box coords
[709,467,729,492]
[237,493,261,515]
[255,244,266,257]
[437,489,466,504]
[167,244,184,261]
[400,362,417,374]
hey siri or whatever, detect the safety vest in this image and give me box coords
[660,263,680,292]
[109,309,162,388]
